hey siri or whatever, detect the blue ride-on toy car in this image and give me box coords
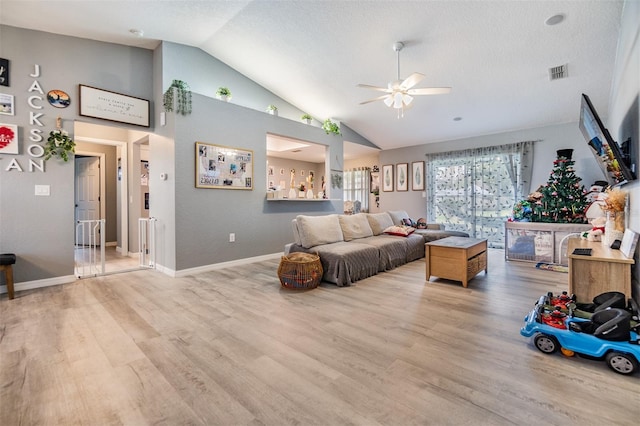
[521,298,640,375]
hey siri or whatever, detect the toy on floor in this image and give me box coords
[521,295,640,375]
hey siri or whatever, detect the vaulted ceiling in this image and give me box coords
[0,1,624,151]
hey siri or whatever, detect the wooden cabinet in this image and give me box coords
[505,222,591,265]
[567,238,634,302]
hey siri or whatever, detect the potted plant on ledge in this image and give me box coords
[266,104,278,116]
[216,87,232,101]
[322,118,341,136]
[301,113,312,124]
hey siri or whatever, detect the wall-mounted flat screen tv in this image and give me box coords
[579,93,635,187]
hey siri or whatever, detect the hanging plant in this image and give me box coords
[322,118,341,135]
[44,128,75,161]
[163,79,192,115]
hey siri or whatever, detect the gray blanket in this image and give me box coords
[289,241,379,286]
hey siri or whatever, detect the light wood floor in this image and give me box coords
[2,249,639,425]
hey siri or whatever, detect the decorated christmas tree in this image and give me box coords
[530,149,588,223]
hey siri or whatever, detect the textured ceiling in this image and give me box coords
[0,1,624,151]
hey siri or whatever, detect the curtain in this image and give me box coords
[343,167,370,213]
[425,141,534,248]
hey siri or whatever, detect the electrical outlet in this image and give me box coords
[229,233,235,242]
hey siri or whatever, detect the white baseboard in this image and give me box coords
[169,252,282,278]
[106,241,117,247]
[1,253,283,295]
[1,274,77,295]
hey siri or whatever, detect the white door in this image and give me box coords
[75,156,101,245]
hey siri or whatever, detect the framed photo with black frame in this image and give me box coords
[382,164,394,192]
[396,163,408,191]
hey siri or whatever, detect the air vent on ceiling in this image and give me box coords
[549,64,568,80]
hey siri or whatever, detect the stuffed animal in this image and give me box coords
[581,216,606,242]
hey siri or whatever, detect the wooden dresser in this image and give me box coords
[567,238,634,302]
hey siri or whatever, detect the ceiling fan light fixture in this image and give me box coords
[403,94,413,105]
[393,92,404,108]
[383,96,394,107]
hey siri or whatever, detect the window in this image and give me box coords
[426,142,533,248]
[343,167,370,213]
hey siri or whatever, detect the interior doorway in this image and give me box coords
[73,121,150,276]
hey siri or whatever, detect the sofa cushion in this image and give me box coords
[291,219,302,246]
[296,214,344,248]
[338,214,373,241]
[366,212,394,235]
[388,210,410,225]
[384,225,416,237]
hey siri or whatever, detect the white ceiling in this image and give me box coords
[0,1,624,151]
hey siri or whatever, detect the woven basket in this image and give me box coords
[277,252,323,290]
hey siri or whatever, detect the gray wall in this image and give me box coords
[170,94,344,271]
[0,25,153,283]
[266,157,324,192]
[378,122,603,220]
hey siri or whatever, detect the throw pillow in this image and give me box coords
[388,210,410,225]
[383,225,416,237]
[338,214,374,241]
[296,214,344,248]
[366,212,394,235]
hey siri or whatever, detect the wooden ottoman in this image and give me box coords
[425,237,487,287]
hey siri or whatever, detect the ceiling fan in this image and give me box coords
[358,42,451,117]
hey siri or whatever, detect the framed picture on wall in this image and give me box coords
[0,93,14,115]
[396,163,408,191]
[382,164,394,192]
[411,161,425,191]
[79,84,150,127]
[195,141,254,189]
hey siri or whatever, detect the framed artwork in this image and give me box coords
[0,58,9,86]
[382,164,394,192]
[47,90,70,108]
[195,142,254,190]
[396,163,408,191]
[79,84,150,127]
[0,93,14,115]
[412,161,425,191]
[0,123,18,154]
[620,229,638,259]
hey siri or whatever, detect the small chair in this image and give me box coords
[0,253,16,300]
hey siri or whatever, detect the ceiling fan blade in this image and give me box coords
[407,87,452,95]
[360,94,391,105]
[400,73,425,90]
[356,84,390,93]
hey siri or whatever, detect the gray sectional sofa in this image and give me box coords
[287,210,468,286]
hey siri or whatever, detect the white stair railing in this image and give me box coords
[75,219,105,277]
[138,217,157,268]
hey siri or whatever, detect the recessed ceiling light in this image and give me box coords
[129,29,144,37]
[545,14,565,26]
[453,117,462,121]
